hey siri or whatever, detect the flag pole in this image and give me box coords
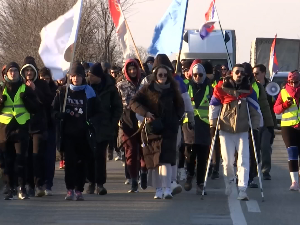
[175,0,189,74]
[62,0,83,113]
[119,3,145,71]
[214,4,232,70]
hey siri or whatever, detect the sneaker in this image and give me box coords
[2,184,9,195]
[140,172,147,190]
[124,179,131,185]
[75,191,84,201]
[237,190,249,201]
[59,160,65,169]
[225,181,234,196]
[45,189,53,196]
[171,181,182,196]
[263,172,271,180]
[18,187,29,200]
[96,185,107,195]
[211,171,220,180]
[27,187,35,197]
[86,183,95,194]
[115,152,122,161]
[163,188,173,199]
[196,184,207,195]
[289,182,299,191]
[35,186,45,197]
[154,188,163,199]
[128,180,138,193]
[65,189,74,200]
[178,168,187,181]
[184,175,193,191]
[248,180,258,188]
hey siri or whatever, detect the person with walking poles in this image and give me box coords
[274,70,300,191]
[209,64,262,200]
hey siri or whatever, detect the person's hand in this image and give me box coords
[26,80,35,90]
[282,100,292,109]
[145,112,155,121]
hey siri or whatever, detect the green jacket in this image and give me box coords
[90,75,123,143]
[251,77,274,127]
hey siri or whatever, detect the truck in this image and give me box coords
[250,37,300,77]
[177,29,236,68]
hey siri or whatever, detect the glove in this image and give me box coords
[267,126,275,143]
[187,111,195,127]
[282,100,292,109]
[210,126,216,138]
[0,95,6,104]
[55,112,66,120]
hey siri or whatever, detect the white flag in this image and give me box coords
[38,0,83,80]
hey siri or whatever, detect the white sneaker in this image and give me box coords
[178,168,187,181]
[289,182,299,191]
[124,179,131,185]
[171,181,182,196]
[237,190,249,201]
[115,152,122,161]
[45,189,53,196]
[225,181,234,196]
[163,188,173,199]
[154,188,163,199]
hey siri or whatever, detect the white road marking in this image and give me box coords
[246,200,261,213]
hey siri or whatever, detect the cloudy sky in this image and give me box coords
[125,0,300,63]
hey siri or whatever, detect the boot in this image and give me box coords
[184,175,193,191]
[96,184,107,195]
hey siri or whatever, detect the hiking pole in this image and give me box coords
[202,109,221,200]
[246,103,265,202]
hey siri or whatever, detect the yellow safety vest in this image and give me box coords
[252,82,260,99]
[0,84,30,125]
[212,80,217,88]
[280,89,300,126]
[183,83,210,124]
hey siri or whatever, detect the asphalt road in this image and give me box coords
[0,133,299,225]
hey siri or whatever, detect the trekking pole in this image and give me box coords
[201,109,221,200]
[246,102,265,202]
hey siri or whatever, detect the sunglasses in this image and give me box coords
[158,73,167,78]
[289,80,300,85]
[234,70,245,76]
[193,73,204,77]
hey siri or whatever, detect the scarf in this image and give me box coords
[154,82,170,92]
[70,84,96,99]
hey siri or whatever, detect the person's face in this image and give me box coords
[221,66,228,76]
[147,61,154,65]
[89,73,101,84]
[232,67,245,84]
[110,70,118,78]
[40,75,51,84]
[288,79,300,88]
[193,72,204,83]
[6,67,19,81]
[253,67,265,83]
[24,67,35,80]
[127,66,137,78]
[156,68,168,84]
[184,69,189,79]
[71,74,83,86]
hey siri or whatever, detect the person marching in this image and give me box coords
[182,61,212,194]
[86,63,123,195]
[130,64,184,199]
[0,62,40,200]
[209,64,262,200]
[52,62,97,201]
[274,70,300,191]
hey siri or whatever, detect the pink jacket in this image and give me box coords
[274,84,300,114]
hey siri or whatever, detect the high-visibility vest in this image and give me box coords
[212,80,217,88]
[252,82,260,99]
[0,84,30,125]
[280,89,300,126]
[183,83,210,124]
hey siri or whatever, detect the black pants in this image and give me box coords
[249,129,260,181]
[27,133,46,188]
[185,144,210,185]
[212,133,221,172]
[44,127,56,190]
[87,141,108,185]
[178,144,185,168]
[1,136,29,189]
[281,126,300,172]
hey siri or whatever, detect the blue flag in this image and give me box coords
[148,0,188,56]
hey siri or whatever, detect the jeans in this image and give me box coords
[219,131,249,191]
[259,127,273,174]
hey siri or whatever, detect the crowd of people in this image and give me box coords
[0,53,297,202]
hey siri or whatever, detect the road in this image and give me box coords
[0,133,299,225]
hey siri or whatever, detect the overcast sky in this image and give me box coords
[125,0,300,63]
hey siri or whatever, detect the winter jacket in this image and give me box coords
[250,77,274,127]
[209,81,262,133]
[0,81,40,143]
[182,78,212,146]
[90,74,123,143]
[130,81,184,168]
[274,83,300,114]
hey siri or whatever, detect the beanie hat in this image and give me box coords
[5,62,20,75]
[146,56,154,64]
[23,56,38,71]
[192,64,207,83]
[69,62,85,78]
[288,71,300,81]
[182,60,193,71]
[202,61,213,74]
[90,63,104,78]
